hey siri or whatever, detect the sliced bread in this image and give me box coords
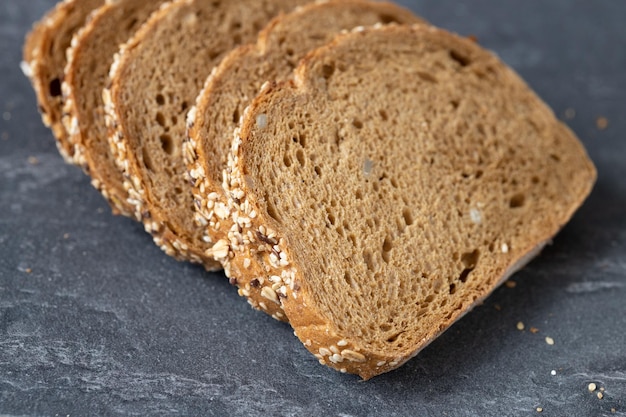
[62,0,168,217]
[223,24,597,378]
[21,0,105,163]
[103,0,310,269]
[185,0,425,320]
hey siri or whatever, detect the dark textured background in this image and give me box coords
[1,1,625,416]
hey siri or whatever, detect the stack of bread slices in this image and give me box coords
[23,0,596,379]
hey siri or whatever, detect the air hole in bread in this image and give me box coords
[266,197,281,223]
[283,154,292,167]
[378,13,400,24]
[352,119,363,129]
[379,109,388,121]
[181,101,189,112]
[171,115,178,125]
[156,93,165,106]
[450,100,460,109]
[156,112,166,127]
[476,123,486,136]
[509,193,526,208]
[449,283,457,295]
[449,49,471,67]
[160,134,173,155]
[314,165,322,177]
[296,149,305,166]
[142,148,154,172]
[126,18,139,31]
[550,154,561,162]
[322,63,335,80]
[233,33,242,44]
[327,210,335,226]
[232,107,240,124]
[386,332,403,343]
[416,71,438,84]
[402,208,414,226]
[298,133,307,147]
[49,78,62,97]
[382,236,393,263]
[475,170,484,179]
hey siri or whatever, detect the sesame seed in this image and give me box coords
[516,322,525,331]
[501,243,509,253]
[470,208,482,224]
[597,392,604,399]
[329,353,343,363]
[588,383,597,392]
[341,350,366,363]
[551,370,556,376]
[261,287,279,304]
[256,114,267,129]
[337,340,348,347]
[330,345,340,354]
[243,258,251,269]
[340,368,347,373]
[545,337,555,345]
[536,407,543,413]
[319,348,331,357]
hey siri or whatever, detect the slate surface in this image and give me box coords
[1,1,624,416]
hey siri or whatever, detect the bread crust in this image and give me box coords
[224,25,597,378]
[103,0,312,270]
[21,0,105,164]
[62,0,168,217]
[185,0,425,320]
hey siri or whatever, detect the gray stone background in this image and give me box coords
[1,1,624,416]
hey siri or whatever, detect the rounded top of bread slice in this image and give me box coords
[225,24,596,378]
[185,0,425,319]
[104,0,310,267]
[62,0,168,217]
[22,0,105,163]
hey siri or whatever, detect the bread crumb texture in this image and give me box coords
[185,0,423,317]
[226,25,596,378]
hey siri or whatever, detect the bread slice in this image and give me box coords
[223,24,597,378]
[62,0,168,217]
[103,0,310,269]
[21,0,105,164]
[185,0,425,320]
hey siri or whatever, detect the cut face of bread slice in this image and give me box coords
[185,0,425,320]
[224,25,596,378]
[104,0,310,269]
[21,0,105,163]
[62,0,168,217]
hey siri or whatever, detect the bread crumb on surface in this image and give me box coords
[588,382,597,392]
[1,132,8,140]
[530,327,539,334]
[505,280,517,288]
[564,108,576,120]
[596,116,609,130]
[2,111,11,121]
[28,156,39,165]
[545,336,555,345]
[516,321,525,331]
[25,268,32,274]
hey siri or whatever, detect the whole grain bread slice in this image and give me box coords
[62,0,168,217]
[185,0,425,320]
[224,24,597,378]
[21,0,105,163]
[103,0,310,269]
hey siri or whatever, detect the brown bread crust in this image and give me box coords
[185,0,425,320]
[224,25,597,379]
[103,0,310,270]
[62,0,168,217]
[21,0,105,164]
